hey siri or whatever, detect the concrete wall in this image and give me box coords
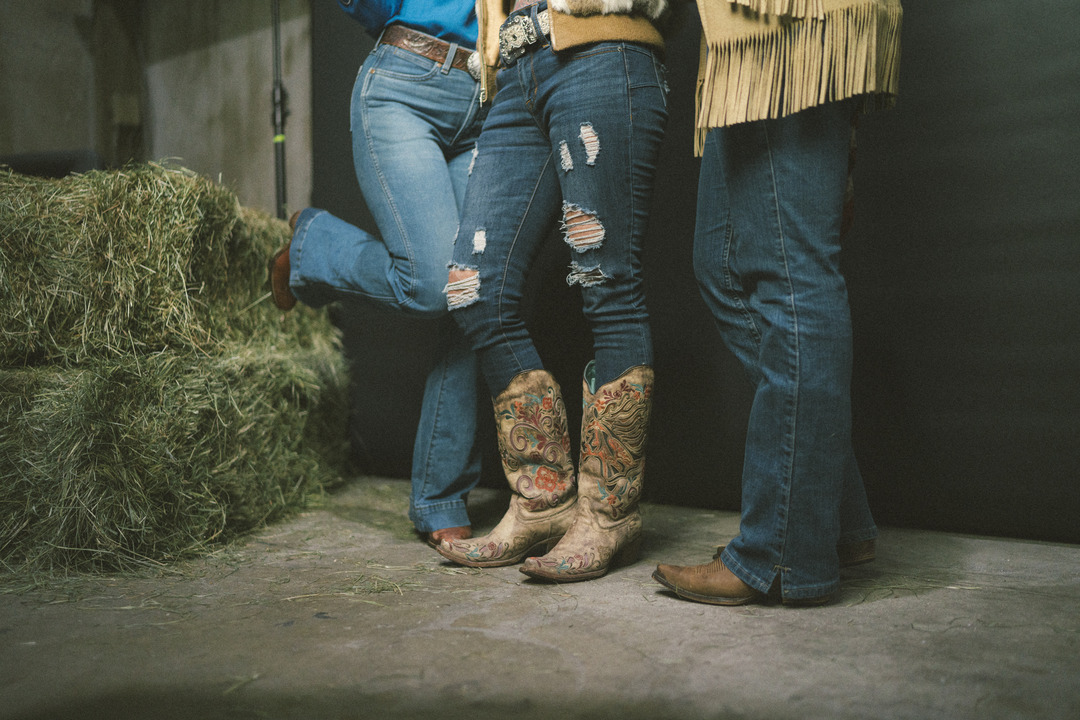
[0,2,97,158]
[143,0,311,214]
[0,0,312,216]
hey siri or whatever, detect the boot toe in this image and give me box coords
[652,557,759,606]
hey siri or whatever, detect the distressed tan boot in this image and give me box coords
[437,370,577,567]
[520,363,653,582]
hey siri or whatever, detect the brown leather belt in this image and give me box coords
[379,24,473,73]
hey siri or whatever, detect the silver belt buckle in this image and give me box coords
[499,9,550,66]
[467,50,483,81]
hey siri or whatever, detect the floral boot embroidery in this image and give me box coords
[437,370,577,568]
[520,364,653,582]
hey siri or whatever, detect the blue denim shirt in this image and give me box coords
[337,0,478,47]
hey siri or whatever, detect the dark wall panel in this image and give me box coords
[849,2,1080,542]
[311,2,1080,543]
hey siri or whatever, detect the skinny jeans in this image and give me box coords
[447,33,669,394]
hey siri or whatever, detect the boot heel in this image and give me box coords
[610,534,642,569]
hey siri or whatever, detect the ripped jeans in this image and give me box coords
[446,39,668,394]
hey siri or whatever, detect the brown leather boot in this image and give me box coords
[268,211,300,311]
[652,556,760,606]
[837,538,876,567]
[424,526,472,548]
[520,364,653,582]
[654,553,834,606]
[437,370,578,567]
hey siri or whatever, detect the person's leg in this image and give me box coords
[438,44,580,567]
[693,124,877,562]
[515,42,668,581]
[290,44,482,316]
[444,63,562,394]
[692,101,871,601]
[407,319,484,536]
[408,134,486,536]
[290,43,486,534]
[551,43,668,386]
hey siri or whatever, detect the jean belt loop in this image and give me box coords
[442,42,459,74]
[532,3,549,43]
[530,4,541,37]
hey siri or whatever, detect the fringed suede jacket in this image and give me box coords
[694,0,903,152]
[474,0,672,101]
[474,0,902,151]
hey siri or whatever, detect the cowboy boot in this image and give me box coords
[652,541,866,606]
[520,363,653,582]
[437,369,578,567]
[651,555,831,607]
[267,211,301,310]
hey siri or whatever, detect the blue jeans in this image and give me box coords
[289,39,485,532]
[693,101,877,601]
[447,37,668,394]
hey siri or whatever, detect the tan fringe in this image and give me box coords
[728,0,825,20]
[695,2,903,155]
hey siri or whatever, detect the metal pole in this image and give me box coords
[271,0,288,219]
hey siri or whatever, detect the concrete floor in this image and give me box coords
[2,476,1078,720]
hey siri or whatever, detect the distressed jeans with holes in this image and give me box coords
[447,40,668,394]
[693,100,877,601]
[288,41,485,533]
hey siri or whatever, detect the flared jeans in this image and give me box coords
[694,100,878,600]
[288,40,485,532]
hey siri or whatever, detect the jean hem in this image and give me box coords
[838,528,878,545]
[409,501,471,533]
[722,546,839,599]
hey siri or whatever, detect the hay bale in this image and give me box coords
[0,163,353,574]
[0,164,315,366]
[0,337,350,573]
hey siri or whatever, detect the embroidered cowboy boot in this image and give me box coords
[520,363,653,582]
[437,369,578,567]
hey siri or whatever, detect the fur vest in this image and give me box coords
[549,0,668,19]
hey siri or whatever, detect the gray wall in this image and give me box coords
[845,4,1080,541]
[1,0,312,216]
[1,2,98,161]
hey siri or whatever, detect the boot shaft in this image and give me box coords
[517,364,655,582]
[492,369,576,510]
[578,364,654,520]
